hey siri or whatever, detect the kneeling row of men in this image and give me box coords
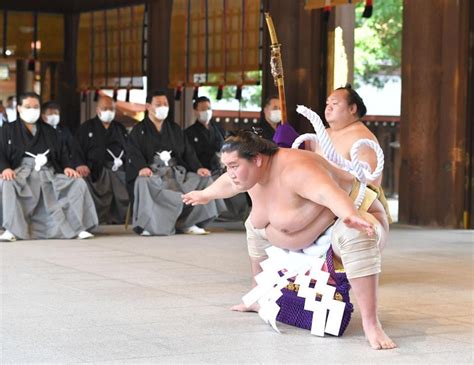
[0,91,249,241]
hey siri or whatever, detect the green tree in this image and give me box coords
[354,0,403,88]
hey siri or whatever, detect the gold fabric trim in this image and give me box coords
[349,180,393,224]
[286,282,344,302]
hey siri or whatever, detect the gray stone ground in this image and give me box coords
[1,222,473,364]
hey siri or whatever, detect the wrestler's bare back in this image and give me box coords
[248,148,384,250]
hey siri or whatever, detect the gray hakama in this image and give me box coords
[75,118,130,225]
[1,158,98,239]
[85,162,129,224]
[133,156,225,235]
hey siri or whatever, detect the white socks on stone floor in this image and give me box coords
[183,225,209,235]
[0,230,16,242]
[0,227,209,240]
[77,231,94,239]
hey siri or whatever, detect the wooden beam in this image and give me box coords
[1,0,146,13]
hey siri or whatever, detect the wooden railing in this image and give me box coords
[212,110,261,132]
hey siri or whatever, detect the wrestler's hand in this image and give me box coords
[64,167,80,178]
[1,168,16,181]
[139,167,153,177]
[76,165,90,177]
[197,168,211,177]
[343,214,375,237]
[182,190,210,206]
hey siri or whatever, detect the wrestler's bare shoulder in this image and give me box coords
[273,150,337,191]
[328,122,377,143]
[276,148,328,172]
[273,148,330,173]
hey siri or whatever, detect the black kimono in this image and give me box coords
[0,119,97,239]
[127,117,202,181]
[254,118,279,142]
[185,120,226,173]
[186,120,249,221]
[55,123,80,167]
[126,117,224,235]
[75,117,129,224]
[0,119,69,173]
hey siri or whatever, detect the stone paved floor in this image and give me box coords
[1,223,473,364]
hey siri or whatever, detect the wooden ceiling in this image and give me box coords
[1,0,146,13]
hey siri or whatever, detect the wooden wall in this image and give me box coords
[399,0,472,227]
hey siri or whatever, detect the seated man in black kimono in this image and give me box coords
[254,95,282,141]
[126,90,224,236]
[185,96,226,173]
[0,92,97,241]
[185,96,249,221]
[41,101,78,165]
[75,95,129,224]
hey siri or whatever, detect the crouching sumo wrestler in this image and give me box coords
[182,131,396,350]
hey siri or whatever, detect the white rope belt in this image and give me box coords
[25,149,50,171]
[292,105,384,208]
[106,149,124,172]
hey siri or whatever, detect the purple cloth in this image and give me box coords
[272,123,300,148]
[275,247,353,336]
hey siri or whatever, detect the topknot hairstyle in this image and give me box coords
[336,83,367,118]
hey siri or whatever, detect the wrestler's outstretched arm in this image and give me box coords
[182,172,242,206]
[288,162,375,236]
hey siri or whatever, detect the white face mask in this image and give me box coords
[269,109,282,124]
[99,110,115,123]
[45,114,60,128]
[198,110,212,124]
[20,108,40,124]
[155,106,169,120]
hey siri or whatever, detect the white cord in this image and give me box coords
[293,105,384,208]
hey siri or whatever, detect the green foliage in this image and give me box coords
[201,70,262,109]
[354,0,403,88]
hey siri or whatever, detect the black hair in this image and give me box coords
[221,130,278,161]
[146,89,167,104]
[336,84,367,118]
[263,95,279,108]
[193,96,211,110]
[41,101,60,111]
[18,92,40,106]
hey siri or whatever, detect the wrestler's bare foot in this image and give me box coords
[230,302,260,312]
[363,320,397,350]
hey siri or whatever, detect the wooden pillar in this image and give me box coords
[57,13,80,131]
[146,0,174,121]
[466,2,474,228]
[399,0,472,227]
[147,0,173,95]
[262,0,328,133]
[326,4,355,95]
[40,62,58,103]
[15,60,34,96]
